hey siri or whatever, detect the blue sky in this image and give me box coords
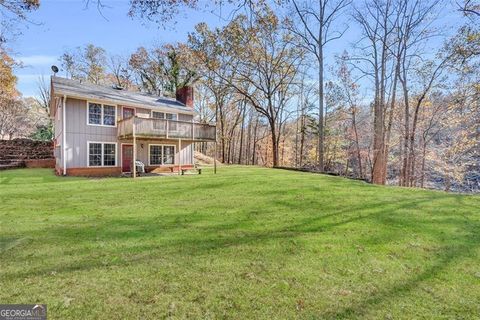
[12,0,463,98]
[13,0,229,97]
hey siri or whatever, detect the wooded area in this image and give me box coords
[1,0,478,192]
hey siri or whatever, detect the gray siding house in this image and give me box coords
[50,77,215,176]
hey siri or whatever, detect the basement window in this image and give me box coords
[149,144,175,166]
[88,142,117,167]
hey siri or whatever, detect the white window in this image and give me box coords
[149,145,162,165]
[88,103,102,125]
[152,111,164,119]
[149,144,175,165]
[152,111,178,131]
[88,102,117,127]
[103,105,116,126]
[163,146,175,164]
[151,111,177,121]
[166,113,177,121]
[103,143,116,166]
[88,142,117,167]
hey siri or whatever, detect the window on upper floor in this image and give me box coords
[151,111,177,121]
[88,102,117,126]
[152,111,178,131]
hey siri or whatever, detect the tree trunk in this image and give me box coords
[318,45,325,171]
[269,119,279,167]
[252,117,258,165]
[383,61,400,184]
[420,140,427,188]
[238,104,246,164]
[372,98,385,184]
[218,102,226,163]
[352,109,363,179]
[400,76,410,187]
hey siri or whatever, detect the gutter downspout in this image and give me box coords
[62,95,67,176]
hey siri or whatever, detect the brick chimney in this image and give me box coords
[176,86,194,108]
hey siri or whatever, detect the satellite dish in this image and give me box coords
[51,65,59,74]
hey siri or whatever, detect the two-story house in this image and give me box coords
[50,76,216,176]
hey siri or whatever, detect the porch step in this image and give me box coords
[150,167,175,173]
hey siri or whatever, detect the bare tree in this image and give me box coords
[0,0,39,46]
[36,76,50,112]
[392,0,443,186]
[60,44,107,84]
[458,0,480,16]
[108,54,134,89]
[352,0,397,184]
[190,10,304,166]
[336,54,365,178]
[288,0,351,171]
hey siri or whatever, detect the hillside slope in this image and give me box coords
[0,166,479,319]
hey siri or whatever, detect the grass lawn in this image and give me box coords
[1,166,479,319]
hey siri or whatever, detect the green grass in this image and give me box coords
[0,166,479,319]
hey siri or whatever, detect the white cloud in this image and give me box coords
[18,55,58,67]
[17,74,44,82]
[16,73,49,98]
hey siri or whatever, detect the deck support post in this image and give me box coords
[132,116,137,179]
[178,138,182,175]
[62,95,67,176]
[214,141,217,174]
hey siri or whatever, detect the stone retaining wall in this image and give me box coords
[0,139,54,169]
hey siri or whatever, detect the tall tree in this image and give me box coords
[190,10,303,166]
[107,54,135,89]
[60,44,107,84]
[352,0,396,184]
[288,0,351,171]
[336,54,365,178]
[391,0,444,186]
[0,49,18,98]
[129,44,197,96]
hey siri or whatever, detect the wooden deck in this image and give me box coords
[117,117,216,142]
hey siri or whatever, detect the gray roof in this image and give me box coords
[51,76,194,114]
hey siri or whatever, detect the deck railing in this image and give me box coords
[117,116,216,142]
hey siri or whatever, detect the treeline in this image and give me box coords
[0,52,51,141]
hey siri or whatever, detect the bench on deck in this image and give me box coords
[181,167,202,175]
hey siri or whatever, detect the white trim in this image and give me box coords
[86,101,118,128]
[148,143,176,166]
[148,144,163,166]
[121,106,136,119]
[87,141,118,167]
[62,95,67,175]
[55,92,195,116]
[120,143,133,173]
